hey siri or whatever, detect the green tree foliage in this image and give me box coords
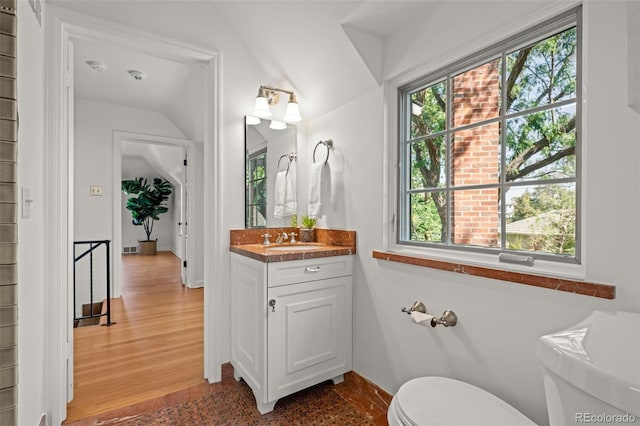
[508,185,576,255]
[246,152,267,227]
[408,27,577,253]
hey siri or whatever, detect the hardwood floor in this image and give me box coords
[65,251,205,423]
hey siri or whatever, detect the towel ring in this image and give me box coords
[313,139,334,164]
[277,154,291,173]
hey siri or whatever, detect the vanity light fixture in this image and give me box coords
[269,120,287,130]
[246,115,261,125]
[283,92,301,122]
[252,85,302,123]
[253,87,272,118]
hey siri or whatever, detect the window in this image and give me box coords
[246,148,267,228]
[398,9,580,263]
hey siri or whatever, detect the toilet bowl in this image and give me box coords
[387,376,536,426]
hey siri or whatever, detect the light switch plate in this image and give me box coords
[22,187,32,218]
[90,185,103,196]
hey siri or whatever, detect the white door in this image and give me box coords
[267,276,351,401]
[181,154,188,285]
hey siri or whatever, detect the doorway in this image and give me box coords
[114,133,204,295]
[44,6,222,424]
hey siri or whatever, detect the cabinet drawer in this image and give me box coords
[267,255,353,287]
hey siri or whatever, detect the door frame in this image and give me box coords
[113,132,199,295]
[44,6,223,424]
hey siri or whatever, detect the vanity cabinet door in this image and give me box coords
[267,276,353,402]
[230,254,268,402]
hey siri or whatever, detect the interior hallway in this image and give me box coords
[65,251,205,422]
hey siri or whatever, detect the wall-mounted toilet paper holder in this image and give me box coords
[401,301,427,315]
[434,310,458,327]
[401,301,458,327]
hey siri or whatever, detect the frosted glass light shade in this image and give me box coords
[283,101,302,122]
[269,120,287,130]
[253,96,272,118]
[246,115,261,125]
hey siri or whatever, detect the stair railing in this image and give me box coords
[73,240,114,326]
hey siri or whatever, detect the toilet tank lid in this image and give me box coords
[536,310,640,416]
[395,377,535,426]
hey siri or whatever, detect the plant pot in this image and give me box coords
[299,228,315,243]
[138,239,157,255]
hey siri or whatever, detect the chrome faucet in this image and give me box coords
[275,231,289,244]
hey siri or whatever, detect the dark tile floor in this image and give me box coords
[64,364,389,426]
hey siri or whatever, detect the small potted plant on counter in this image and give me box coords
[122,177,172,255]
[299,215,317,242]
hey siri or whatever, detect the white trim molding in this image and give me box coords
[628,1,640,113]
[44,5,222,424]
[113,131,196,296]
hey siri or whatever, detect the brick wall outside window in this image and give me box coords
[450,60,500,247]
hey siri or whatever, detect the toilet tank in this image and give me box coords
[537,311,640,426]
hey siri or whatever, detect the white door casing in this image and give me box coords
[44,6,222,424]
[113,132,200,294]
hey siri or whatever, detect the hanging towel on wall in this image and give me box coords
[274,170,287,218]
[284,167,297,216]
[308,162,331,218]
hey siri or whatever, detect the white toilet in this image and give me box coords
[537,310,640,425]
[387,376,536,426]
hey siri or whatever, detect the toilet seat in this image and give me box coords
[390,377,536,426]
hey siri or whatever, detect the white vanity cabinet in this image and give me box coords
[229,252,353,414]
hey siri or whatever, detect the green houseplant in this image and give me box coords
[299,215,317,243]
[122,177,172,255]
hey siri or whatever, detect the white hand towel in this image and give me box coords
[308,162,326,218]
[274,170,287,218]
[284,167,297,216]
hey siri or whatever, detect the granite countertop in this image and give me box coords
[230,242,355,263]
[229,228,357,263]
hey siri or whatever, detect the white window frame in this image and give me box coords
[384,5,586,280]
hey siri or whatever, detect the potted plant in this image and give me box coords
[299,215,317,242]
[122,177,172,255]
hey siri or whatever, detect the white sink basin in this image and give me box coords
[266,245,319,251]
[537,310,640,417]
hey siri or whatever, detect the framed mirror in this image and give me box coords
[245,117,297,228]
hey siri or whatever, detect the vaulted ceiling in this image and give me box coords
[54,0,434,121]
[52,0,435,181]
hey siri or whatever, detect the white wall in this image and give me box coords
[17,1,46,424]
[73,99,186,308]
[74,98,185,241]
[121,157,176,252]
[306,2,640,425]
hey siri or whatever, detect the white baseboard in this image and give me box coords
[187,280,204,289]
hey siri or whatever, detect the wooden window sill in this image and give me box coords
[372,250,615,299]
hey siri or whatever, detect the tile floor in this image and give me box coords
[63,364,389,425]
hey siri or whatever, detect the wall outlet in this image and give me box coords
[90,186,103,196]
